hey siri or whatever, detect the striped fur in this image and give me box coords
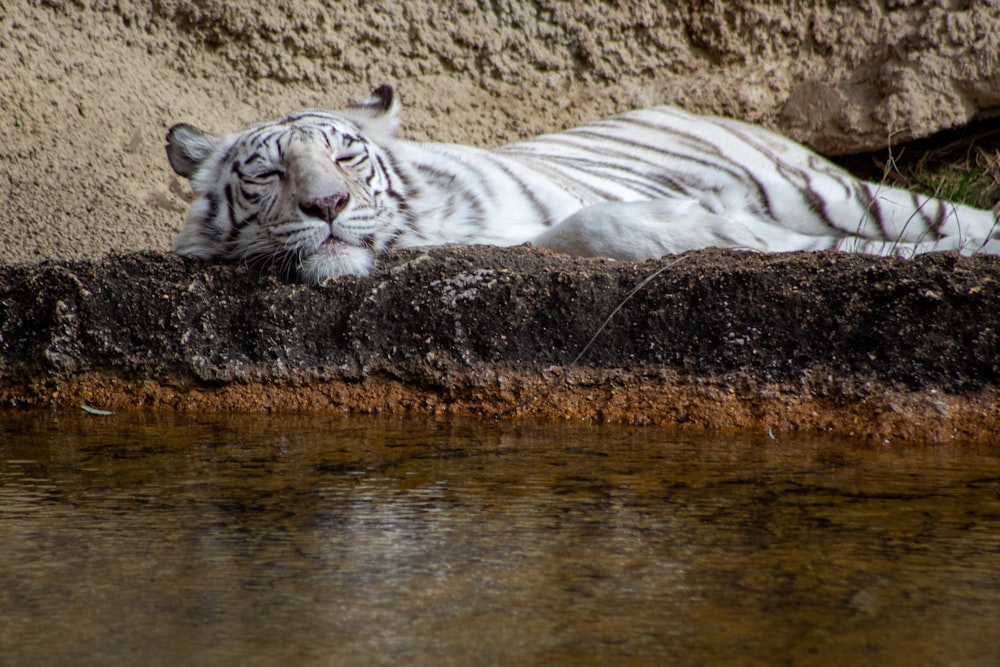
[166,85,1000,284]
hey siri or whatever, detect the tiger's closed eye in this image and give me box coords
[242,168,285,184]
[335,151,367,167]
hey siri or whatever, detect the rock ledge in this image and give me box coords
[3,247,999,443]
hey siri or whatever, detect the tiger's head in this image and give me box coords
[166,85,406,283]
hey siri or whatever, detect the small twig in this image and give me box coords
[497,254,689,418]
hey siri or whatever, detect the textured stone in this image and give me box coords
[3,247,999,442]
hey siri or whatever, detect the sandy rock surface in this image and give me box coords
[3,1,1000,265]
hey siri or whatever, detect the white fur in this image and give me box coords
[534,200,767,259]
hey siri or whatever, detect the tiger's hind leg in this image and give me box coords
[532,199,767,261]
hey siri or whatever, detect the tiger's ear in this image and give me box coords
[165,123,219,178]
[345,84,401,137]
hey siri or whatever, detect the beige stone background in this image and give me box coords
[3,1,1000,266]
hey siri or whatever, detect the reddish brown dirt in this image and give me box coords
[9,370,998,445]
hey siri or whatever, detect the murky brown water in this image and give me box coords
[2,412,999,666]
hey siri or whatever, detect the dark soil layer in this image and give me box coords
[2,247,999,443]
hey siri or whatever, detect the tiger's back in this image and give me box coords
[498,106,998,251]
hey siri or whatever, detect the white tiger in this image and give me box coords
[166,85,1000,284]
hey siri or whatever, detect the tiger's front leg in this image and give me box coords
[532,199,767,261]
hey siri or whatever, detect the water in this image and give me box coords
[2,412,999,666]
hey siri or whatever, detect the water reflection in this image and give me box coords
[2,413,999,666]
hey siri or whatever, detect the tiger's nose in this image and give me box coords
[300,193,350,223]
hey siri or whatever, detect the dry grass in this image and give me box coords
[836,120,1000,211]
[879,145,1000,210]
